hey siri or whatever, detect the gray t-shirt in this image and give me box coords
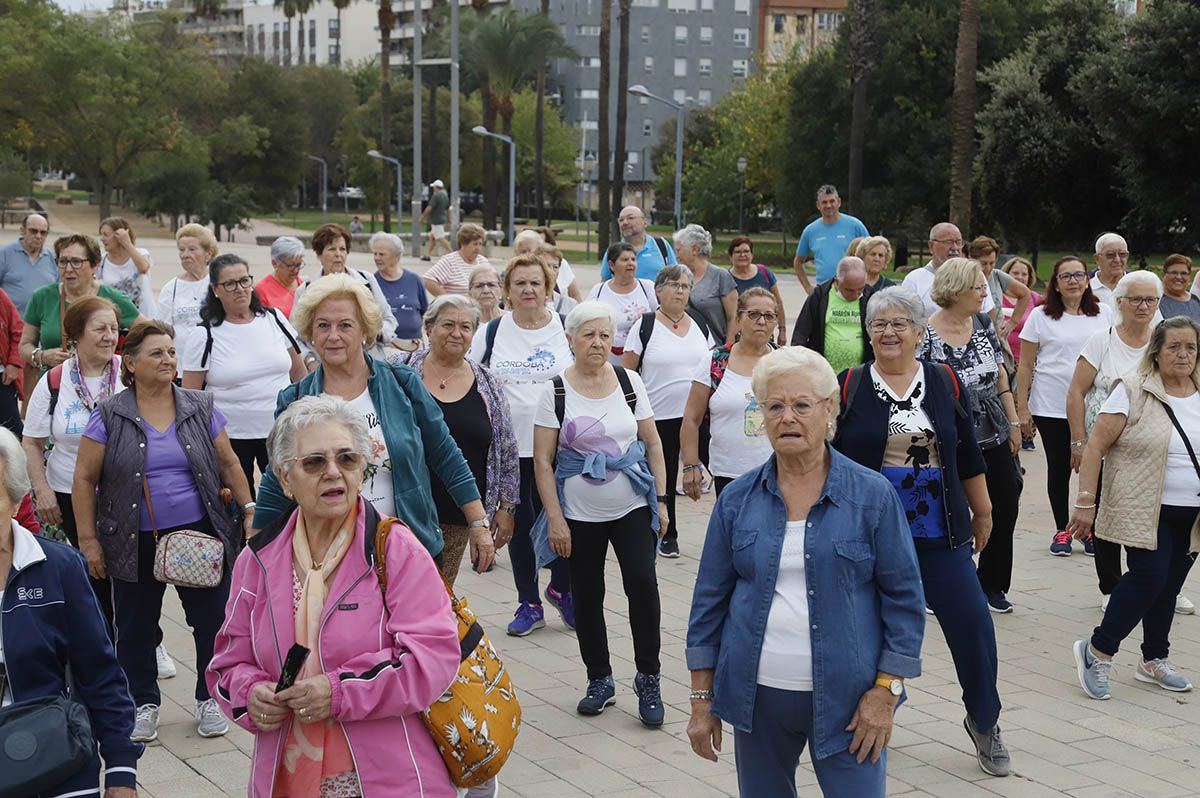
[1160,295,1200,324]
[428,191,450,225]
[987,268,1013,317]
[688,265,737,342]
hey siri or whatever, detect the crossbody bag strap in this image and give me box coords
[142,477,160,542]
[58,286,68,350]
[1160,399,1200,489]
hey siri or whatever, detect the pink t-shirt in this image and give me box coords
[1003,290,1041,362]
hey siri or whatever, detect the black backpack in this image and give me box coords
[632,310,711,373]
[550,365,638,426]
[199,307,300,370]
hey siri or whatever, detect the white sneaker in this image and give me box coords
[195,698,229,738]
[132,703,160,742]
[1176,594,1196,615]
[156,644,177,679]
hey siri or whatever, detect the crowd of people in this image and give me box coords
[2,193,1199,798]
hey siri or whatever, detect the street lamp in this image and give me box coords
[628,83,685,230]
[367,149,402,236]
[308,155,328,222]
[472,125,515,246]
[736,156,748,234]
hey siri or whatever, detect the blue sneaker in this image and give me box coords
[544,586,576,630]
[1073,639,1113,700]
[1083,532,1096,557]
[1021,438,1036,451]
[577,675,616,715]
[633,672,664,727]
[1050,530,1073,556]
[506,602,545,637]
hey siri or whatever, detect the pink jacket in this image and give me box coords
[206,499,460,798]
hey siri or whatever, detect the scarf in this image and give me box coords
[69,354,119,413]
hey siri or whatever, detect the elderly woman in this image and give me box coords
[371,231,428,352]
[424,222,490,297]
[254,276,490,565]
[537,242,578,315]
[98,216,155,315]
[675,224,739,346]
[727,236,787,342]
[156,223,219,373]
[72,319,255,743]
[835,287,1010,778]
[587,243,659,362]
[207,395,460,798]
[686,347,924,796]
[470,255,575,636]
[390,294,519,584]
[623,263,715,558]
[1018,256,1114,556]
[919,259,1022,614]
[255,235,306,317]
[533,301,669,725]
[0,427,141,798]
[469,262,505,323]
[970,237,1030,337]
[1000,257,1041,363]
[181,254,306,497]
[856,235,896,289]
[536,226,583,301]
[680,287,778,498]
[1161,254,1200,322]
[1069,317,1200,699]
[20,234,139,377]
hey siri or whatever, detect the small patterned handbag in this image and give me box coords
[144,479,224,589]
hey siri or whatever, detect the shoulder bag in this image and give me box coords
[145,478,225,589]
[0,669,95,797]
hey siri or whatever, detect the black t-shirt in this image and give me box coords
[431,379,492,526]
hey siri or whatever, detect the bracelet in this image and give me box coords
[682,463,703,473]
[656,494,669,504]
[497,504,517,515]
[1078,490,1096,498]
[1009,421,1020,428]
[1074,503,1097,510]
[1071,440,1087,449]
[31,347,42,369]
[242,502,256,511]
[689,689,714,702]
[467,518,490,529]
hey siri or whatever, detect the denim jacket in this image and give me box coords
[685,448,925,760]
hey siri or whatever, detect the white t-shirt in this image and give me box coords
[903,262,995,319]
[1102,386,1200,506]
[586,279,659,359]
[180,311,299,439]
[1019,305,1114,418]
[1079,327,1147,433]
[23,365,127,493]
[99,249,156,316]
[757,519,813,691]
[624,314,713,419]
[469,314,573,457]
[349,388,396,518]
[557,258,576,296]
[533,370,654,522]
[156,276,211,375]
[1090,275,1118,308]
[693,358,771,478]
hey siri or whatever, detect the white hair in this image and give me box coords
[1094,232,1127,255]
[268,395,372,478]
[673,224,713,258]
[270,236,305,263]
[369,231,405,257]
[865,286,928,329]
[0,428,31,504]
[836,256,867,280]
[424,293,481,330]
[513,229,545,253]
[1112,270,1163,326]
[563,300,618,338]
[750,348,839,440]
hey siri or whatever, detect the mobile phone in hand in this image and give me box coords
[276,644,310,692]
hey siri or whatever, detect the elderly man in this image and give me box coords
[790,256,874,373]
[793,185,869,294]
[1091,232,1128,308]
[0,213,58,314]
[599,206,676,280]
[902,222,997,319]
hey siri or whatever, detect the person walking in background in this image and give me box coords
[157,223,218,375]
[793,185,869,294]
[600,206,677,281]
[969,236,1030,337]
[726,236,787,342]
[1090,232,1129,308]
[790,256,874,374]
[857,236,897,289]
[1160,254,1200,323]
[587,243,659,363]
[0,212,57,315]
[97,216,155,316]
[423,223,490,297]
[370,231,428,352]
[675,224,738,347]
[254,235,306,318]
[469,263,506,324]
[0,285,23,434]
[419,179,453,261]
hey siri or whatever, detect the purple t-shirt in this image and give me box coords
[84,407,228,531]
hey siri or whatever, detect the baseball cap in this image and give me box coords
[431,179,444,188]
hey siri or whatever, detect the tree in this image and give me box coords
[0,151,30,229]
[846,0,878,213]
[377,0,395,230]
[610,0,632,239]
[596,0,612,251]
[193,0,223,19]
[332,0,353,63]
[948,0,980,231]
[534,0,550,225]
[510,89,578,210]
[273,0,296,65]
[295,0,312,65]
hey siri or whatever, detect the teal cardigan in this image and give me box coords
[252,355,480,556]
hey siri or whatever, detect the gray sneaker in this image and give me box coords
[963,715,1011,777]
[195,698,230,738]
[131,703,159,742]
[1135,658,1193,692]
[1073,639,1113,700]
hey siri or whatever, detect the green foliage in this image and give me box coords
[0,151,30,215]
[510,90,578,206]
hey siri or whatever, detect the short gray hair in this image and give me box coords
[0,428,30,504]
[816,184,839,200]
[1095,232,1127,255]
[468,263,501,289]
[750,348,839,441]
[865,286,928,329]
[836,256,867,280]
[673,224,713,258]
[369,231,405,257]
[1141,316,1200,379]
[1112,270,1163,326]
[654,263,692,290]
[424,293,481,331]
[268,395,372,479]
[270,236,305,263]
[564,300,617,338]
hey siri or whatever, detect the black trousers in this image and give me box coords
[56,491,114,637]
[1033,415,1072,530]
[566,507,661,680]
[976,444,1022,595]
[0,381,21,436]
[1092,468,1123,595]
[714,476,733,497]
[230,437,269,501]
[655,417,682,542]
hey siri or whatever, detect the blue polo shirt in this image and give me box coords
[795,213,869,284]
[0,240,58,314]
[599,235,676,280]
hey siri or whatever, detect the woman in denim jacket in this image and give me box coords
[686,346,924,797]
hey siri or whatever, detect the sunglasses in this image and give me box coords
[288,450,366,475]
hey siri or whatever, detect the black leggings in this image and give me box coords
[655,417,682,542]
[230,437,269,500]
[976,444,1022,595]
[57,491,114,636]
[1092,467,1123,594]
[1033,415,1072,531]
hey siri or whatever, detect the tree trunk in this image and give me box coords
[298,12,305,64]
[596,0,612,252]
[534,0,550,226]
[610,0,631,240]
[379,0,394,232]
[428,81,438,188]
[948,0,979,232]
[335,6,342,63]
[846,0,877,214]
[96,174,112,221]
[481,85,498,232]
[501,109,514,234]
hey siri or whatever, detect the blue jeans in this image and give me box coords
[735,686,886,798]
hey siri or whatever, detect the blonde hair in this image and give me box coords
[502,255,555,304]
[855,235,893,263]
[175,223,218,258]
[292,274,384,343]
[930,257,983,309]
[750,348,839,440]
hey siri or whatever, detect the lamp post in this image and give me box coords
[736,156,747,233]
[367,149,402,236]
[628,84,685,229]
[308,155,328,222]
[472,126,515,247]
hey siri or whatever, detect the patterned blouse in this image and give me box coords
[919,315,1008,450]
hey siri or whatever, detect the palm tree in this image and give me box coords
[846,0,878,214]
[596,0,612,251]
[949,0,979,231]
[331,0,353,64]
[378,0,395,230]
[534,0,550,225]
[610,0,632,240]
[273,0,296,65]
[295,0,312,65]
[193,0,222,20]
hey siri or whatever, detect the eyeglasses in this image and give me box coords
[287,450,366,475]
[661,280,691,291]
[278,260,304,271]
[1121,296,1159,307]
[741,310,778,323]
[25,229,49,236]
[1101,251,1130,261]
[1057,271,1088,282]
[932,238,964,247]
[471,281,500,290]
[218,276,254,292]
[731,248,753,256]
[58,258,91,270]
[764,398,828,419]
[868,318,914,334]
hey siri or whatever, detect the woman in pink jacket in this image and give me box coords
[206,395,460,798]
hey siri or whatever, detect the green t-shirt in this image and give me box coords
[24,283,140,350]
[428,190,450,225]
[823,290,864,374]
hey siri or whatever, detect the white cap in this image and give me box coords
[431,179,444,189]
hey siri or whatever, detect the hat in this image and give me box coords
[431,179,444,188]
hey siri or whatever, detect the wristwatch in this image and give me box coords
[656,494,669,503]
[467,519,490,529]
[875,678,903,697]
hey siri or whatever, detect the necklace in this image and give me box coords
[659,309,687,329]
[515,309,549,330]
[427,360,464,389]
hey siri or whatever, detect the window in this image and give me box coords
[673,88,687,104]
[642,119,654,137]
[576,24,600,36]
[309,19,316,47]
[700,0,713,9]
[796,13,808,33]
[644,56,654,74]
[667,0,697,10]
[733,0,749,13]
[674,25,688,44]
[329,18,339,38]
[732,59,748,78]
[773,14,785,34]
[674,57,688,77]
[697,89,712,106]
[246,26,254,52]
[628,151,640,165]
[733,27,749,47]
[641,24,650,42]
[329,43,340,63]
[580,56,600,67]
[817,12,843,32]
[309,46,316,61]
[698,57,711,75]
[576,88,599,99]
[632,0,658,5]
[581,119,598,131]
[699,26,712,44]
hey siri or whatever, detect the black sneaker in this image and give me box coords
[658,538,680,558]
[633,672,664,727]
[985,591,1014,614]
[576,675,616,716]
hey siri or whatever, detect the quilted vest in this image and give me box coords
[1096,371,1200,552]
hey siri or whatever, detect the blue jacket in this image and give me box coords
[833,361,987,550]
[685,449,925,760]
[252,355,480,556]
[1,522,141,794]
